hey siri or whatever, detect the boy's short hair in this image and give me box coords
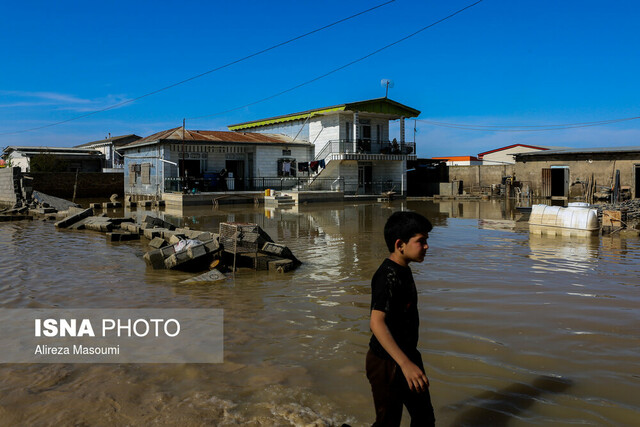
[384,211,433,253]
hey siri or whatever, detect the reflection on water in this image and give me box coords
[447,375,574,427]
[0,200,639,425]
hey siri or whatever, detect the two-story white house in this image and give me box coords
[119,98,420,199]
[228,97,420,194]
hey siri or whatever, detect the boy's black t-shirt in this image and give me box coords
[369,258,420,361]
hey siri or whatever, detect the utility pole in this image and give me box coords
[182,118,187,194]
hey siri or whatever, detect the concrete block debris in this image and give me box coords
[269,259,294,273]
[180,269,226,284]
[219,222,273,255]
[215,222,300,272]
[120,223,141,234]
[149,237,168,249]
[142,215,176,231]
[169,234,186,245]
[143,227,168,240]
[238,253,280,270]
[164,249,193,269]
[84,217,116,232]
[107,232,139,242]
[102,202,122,208]
[55,208,94,228]
[261,242,300,265]
[187,242,207,260]
[143,249,167,269]
[144,238,221,271]
[29,207,56,215]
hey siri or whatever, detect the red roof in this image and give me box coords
[432,155,479,161]
[123,127,303,148]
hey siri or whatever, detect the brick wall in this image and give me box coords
[448,165,515,192]
[0,167,20,206]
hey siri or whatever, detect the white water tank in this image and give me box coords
[529,204,599,233]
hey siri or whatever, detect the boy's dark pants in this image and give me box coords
[366,349,435,427]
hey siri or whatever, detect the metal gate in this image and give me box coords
[541,168,552,198]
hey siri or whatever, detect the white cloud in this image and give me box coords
[0,90,131,112]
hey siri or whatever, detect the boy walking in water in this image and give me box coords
[366,211,435,426]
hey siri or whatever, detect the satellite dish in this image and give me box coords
[381,79,394,97]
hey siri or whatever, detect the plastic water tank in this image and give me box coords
[529,204,599,231]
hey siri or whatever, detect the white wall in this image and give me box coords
[7,153,29,172]
[246,120,310,141]
[483,147,547,164]
[309,115,340,154]
[372,159,404,181]
[254,145,312,177]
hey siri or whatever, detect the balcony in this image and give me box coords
[315,139,416,161]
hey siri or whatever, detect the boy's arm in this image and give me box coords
[370,309,429,392]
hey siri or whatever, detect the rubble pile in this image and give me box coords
[594,199,640,221]
[53,211,300,281]
[1,190,79,221]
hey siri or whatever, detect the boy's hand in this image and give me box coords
[399,360,429,392]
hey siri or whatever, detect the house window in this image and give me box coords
[141,163,151,184]
[346,122,351,141]
[282,149,291,156]
[128,163,140,185]
[377,124,382,143]
[277,158,296,177]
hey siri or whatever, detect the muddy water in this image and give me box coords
[0,200,639,426]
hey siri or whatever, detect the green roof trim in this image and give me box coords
[344,99,420,118]
[228,106,345,131]
[227,97,420,130]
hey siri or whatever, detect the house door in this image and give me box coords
[180,159,201,178]
[550,166,569,198]
[358,164,373,194]
[635,165,640,198]
[226,160,244,190]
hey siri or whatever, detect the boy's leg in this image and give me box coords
[400,354,435,427]
[366,349,404,426]
[403,387,435,427]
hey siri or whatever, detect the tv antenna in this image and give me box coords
[381,79,394,97]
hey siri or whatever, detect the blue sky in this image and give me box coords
[2,0,640,157]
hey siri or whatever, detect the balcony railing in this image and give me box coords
[164,177,404,195]
[315,139,416,160]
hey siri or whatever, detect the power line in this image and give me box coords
[0,0,396,136]
[188,0,486,121]
[416,116,640,132]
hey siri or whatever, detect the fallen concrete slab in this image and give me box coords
[143,215,176,231]
[32,191,80,212]
[180,268,226,284]
[55,208,94,228]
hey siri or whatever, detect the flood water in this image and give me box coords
[0,199,639,426]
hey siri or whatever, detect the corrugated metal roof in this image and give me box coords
[515,145,640,158]
[477,144,551,158]
[3,146,101,155]
[75,134,141,147]
[120,127,308,149]
[227,97,421,130]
